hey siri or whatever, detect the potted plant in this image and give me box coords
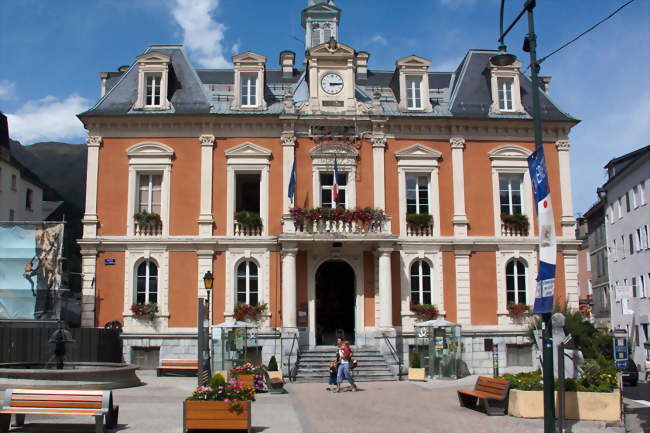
[233,303,268,321]
[408,351,426,381]
[507,302,530,319]
[230,362,263,391]
[183,373,255,432]
[410,303,438,321]
[133,209,161,229]
[406,213,433,228]
[266,356,284,394]
[500,213,529,235]
[234,210,263,228]
[130,302,158,321]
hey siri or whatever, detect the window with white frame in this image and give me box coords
[406,175,429,214]
[236,260,258,305]
[612,238,618,261]
[136,260,158,304]
[506,259,527,304]
[630,233,634,255]
[406,76,422,110]
[626,191,631,212]
[633,185,639,209]
[644,225,649,249]
[497,77,514,111]
[320,172,347,208]
[145,73,162,107]
[240,73,257,107]
[617,198,622,218]
[410,260,432,305]
[640,274,647,298]
[138,174,162,214]
[639,181,646,205]
[621,235,626,259]
[636,228,642,252]
[633,277,639,297]
[499,174,523,215]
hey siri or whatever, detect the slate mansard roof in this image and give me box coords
[80,45,576,122]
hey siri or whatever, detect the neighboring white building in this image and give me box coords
[604,144,650,373]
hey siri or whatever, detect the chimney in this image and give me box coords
[356,51,369,79]
[99,72,109,97]
[280,51,296,78]
[539,76,551,94]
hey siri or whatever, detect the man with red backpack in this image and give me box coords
[335,340,358,392]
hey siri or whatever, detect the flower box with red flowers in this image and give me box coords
[233,303,267,321]
[130,302,158,321]
[507,302,531,318]
[410,303,439,321]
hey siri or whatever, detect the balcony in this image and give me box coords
[406,223,433,237]
[233,222,263,237]
[134,220,162,236]
[500,213,530,237]
[500,223,529,237]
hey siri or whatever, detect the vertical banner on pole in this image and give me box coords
[528,145,556,314]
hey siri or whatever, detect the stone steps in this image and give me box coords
[293,347,396,383]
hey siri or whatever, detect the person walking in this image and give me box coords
[335,340,358,392]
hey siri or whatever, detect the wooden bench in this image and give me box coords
[157,359,198,377]
[457,376,511,416]
[0,388,118,433]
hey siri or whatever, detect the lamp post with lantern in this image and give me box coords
[198,270,214,385]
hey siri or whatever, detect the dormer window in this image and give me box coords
[134,51,171,111]
[406,76,422,110]
[240,73,257,107]
[497,77,514,111]
[231,52,267,111]
[489,59,524,114]
[395,55,433,112]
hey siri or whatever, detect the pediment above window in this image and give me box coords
[308,40,355,57]
[489,145,531,169]
[225,142,272,166]
[126,142,174,165]
[395,144,442,161]
[310,143,358,167]
[231,51,267,111]
[396,55,431,69]
[232,51,267,66]
[133,51,171,111]
[136,52,171,65]
[395,55,432,112]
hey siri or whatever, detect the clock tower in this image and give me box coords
[302,0,340,51]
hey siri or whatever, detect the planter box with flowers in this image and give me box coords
[230,363,264,392]
[410,303,439,321]
[500,213,529,236]
[289,206,387,233]
[506,302,530,321]
[234,303,267,322]
[183,377,255,433]
[130,302,158,321]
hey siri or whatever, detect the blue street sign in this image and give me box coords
[104,258,116,265]
[614,336,628,370]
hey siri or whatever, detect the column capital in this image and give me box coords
[282,244,299,257]
[371,135,387,149]
[281,133,296,147]
[450,136,466,150]
[555,140,570,151]
[86,135,102,148]
[199,134,215,147]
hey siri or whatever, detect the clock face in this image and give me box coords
[321,73,343,95]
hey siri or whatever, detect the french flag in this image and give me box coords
[333,155,339,205]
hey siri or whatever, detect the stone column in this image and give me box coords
[198,135,215,237]
[450,137,468,236]
[80,247,98,327]
[82,135,102,238]
[377,246,393,329]
[372,135,387,210]
[282,133,296,215]
[563,250,579,310]
[556,140,576,237]
[281,245,298,328]
[455,250,471,325]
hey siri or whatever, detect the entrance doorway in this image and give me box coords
[315,260,355,346]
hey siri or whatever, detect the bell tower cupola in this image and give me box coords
[301,0,341,51]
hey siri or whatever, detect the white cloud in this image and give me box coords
[431,56,463,72]
[171,0,231,68]
[231,40,241,55]
[371,34,387,45]
[5,94,89,144]
[0,80,16,100]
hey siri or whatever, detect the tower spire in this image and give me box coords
[302,0,340,51]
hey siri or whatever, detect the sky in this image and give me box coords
[1,0,648,215]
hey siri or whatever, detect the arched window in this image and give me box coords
[236,260,258,305]
[410,260,431,305]
[136,260,158,304]
[506,259,527,304]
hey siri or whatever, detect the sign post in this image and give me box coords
[613,335,628,370]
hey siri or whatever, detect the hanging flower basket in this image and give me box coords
[410,303,438,321]
[233,303,267,321]
[130,302,158,321]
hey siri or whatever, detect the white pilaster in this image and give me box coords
[563,251,579,310]
[80,247,98,327]
[556,140,576,237]
[282,245,298,328]
[372,136,386,210]
[282,133,296,214]
[198,135,215,237]
[455,250,471,325]
[82,136,102,238]
[226,166,235,237]
[450,136,468,236]
[377,246,393,329]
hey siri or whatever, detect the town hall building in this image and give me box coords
[78,0,580,375]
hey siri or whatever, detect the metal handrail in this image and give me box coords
[287,333,300,382]
[382,333,403,378]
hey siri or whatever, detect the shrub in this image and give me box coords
[406,213,433,228]
[209,373,226,389]
[410,352,421,369]
[268,356,278,372]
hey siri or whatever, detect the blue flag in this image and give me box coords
[288,157,296,203]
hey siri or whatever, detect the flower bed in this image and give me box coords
[130,302,158,321]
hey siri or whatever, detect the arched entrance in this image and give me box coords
[315,260,355,345]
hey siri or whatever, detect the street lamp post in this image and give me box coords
[198,270,214,386]
[493,2,555,433]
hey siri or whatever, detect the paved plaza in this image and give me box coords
[4,370,633,433]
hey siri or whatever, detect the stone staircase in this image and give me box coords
[292,346,396,383]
